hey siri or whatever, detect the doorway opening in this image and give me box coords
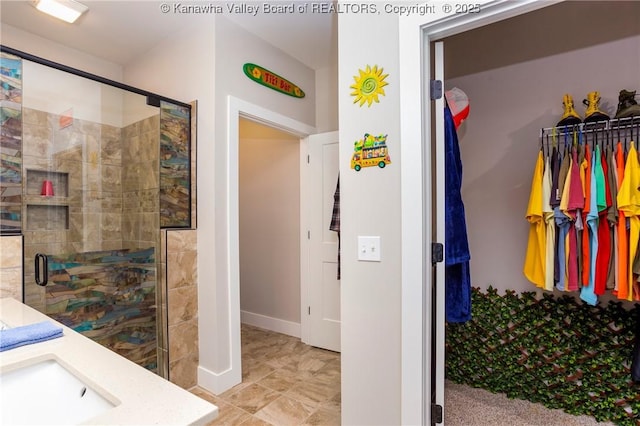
[238,118,302,337]
[226,96,314,387]
[416,1,640,424]
[225,99,341,423]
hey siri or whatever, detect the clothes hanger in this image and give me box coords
[578,127,583,149]
[543,132,549,159]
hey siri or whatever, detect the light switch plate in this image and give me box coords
[358,236,381,262]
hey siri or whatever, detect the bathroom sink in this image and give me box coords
[0,356,117,425]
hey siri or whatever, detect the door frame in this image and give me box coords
[227,96,316,385]
[398,1,563,423]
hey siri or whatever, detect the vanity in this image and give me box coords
[0,297,218,425]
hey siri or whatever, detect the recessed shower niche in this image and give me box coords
[25,169,69,231]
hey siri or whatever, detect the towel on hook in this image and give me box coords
[444,104,472,323]
[0,321,63,352]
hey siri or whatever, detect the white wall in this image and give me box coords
[239,120,301,333]
[1,25,122,81]
[214,16,316,126]
[315,62,339,132]
[448,34,640,296]
[204,15,316,391]
[338,11,402,426]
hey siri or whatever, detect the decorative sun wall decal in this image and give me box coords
[350,65,389,107]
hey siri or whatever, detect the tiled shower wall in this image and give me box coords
[21,108,125,311]
[163,229,199,389]
[2,101,198,386]
[122,116,160,250]
[0,235,22,300]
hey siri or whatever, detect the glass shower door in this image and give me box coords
[20,59,163,373]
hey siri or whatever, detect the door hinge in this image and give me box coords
[431,242,444,265]
[308,230,311,239]
[307,154,310,164]
[431,404,443,424]
[430,79,443,100]
[308,306,311,315]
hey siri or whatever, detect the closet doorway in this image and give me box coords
[421,1,640,423]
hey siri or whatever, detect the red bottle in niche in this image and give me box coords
[41,180,54,196]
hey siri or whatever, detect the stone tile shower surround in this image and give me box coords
[165,229,199,389]
[1,51,197,383]
[0,235,22,300]
[18,107,168,372]
[21,108,160,310]
[122,115,161,248]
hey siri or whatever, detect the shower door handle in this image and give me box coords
[35,253,49,287]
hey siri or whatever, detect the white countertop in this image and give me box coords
[0,297,218,425]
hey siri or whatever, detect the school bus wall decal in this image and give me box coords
[350,133,391,172]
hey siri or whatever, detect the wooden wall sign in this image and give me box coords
[243,63,305,98]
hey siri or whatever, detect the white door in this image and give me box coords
[301,131,341,352]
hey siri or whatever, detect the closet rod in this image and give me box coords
[539,116,639,139]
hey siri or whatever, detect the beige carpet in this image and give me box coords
[444,381,615,426]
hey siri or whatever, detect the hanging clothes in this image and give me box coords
[444,104,471,323]
[616,142,640,302]
[550,147,562,284]
[565,147,585,291]
[580,146,599,306]
[615,141,628,298]
[530,124,640,305]
[581,145,592,287]
[329,176,340,280]
[595,145,611,296]
[606,146,618,291]
[542,155,555,292]
[524,150,546,288]
[556,149,572,291]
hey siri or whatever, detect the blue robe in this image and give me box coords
[444,105,471,323]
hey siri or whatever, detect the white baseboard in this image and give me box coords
[240,310,301,338]
[197,364,241,395]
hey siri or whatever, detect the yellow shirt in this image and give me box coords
[616,143,640,301]
[524,151,546,288]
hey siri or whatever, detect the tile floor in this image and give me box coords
[190,324,341,425]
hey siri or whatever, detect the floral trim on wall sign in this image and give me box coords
[350,133,391,171]
[350,65,388,107]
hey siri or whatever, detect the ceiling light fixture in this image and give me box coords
[33,0,88,24]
